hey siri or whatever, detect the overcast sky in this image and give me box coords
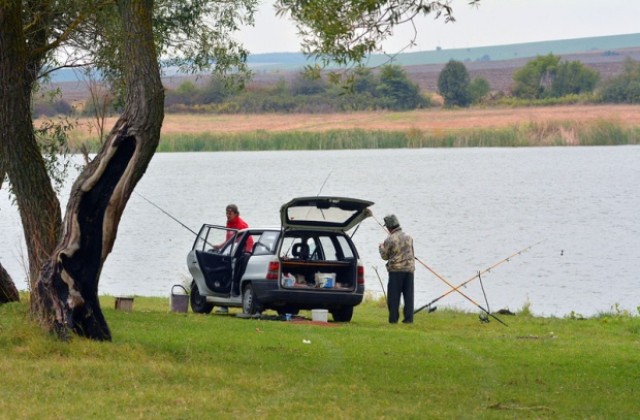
[237,0,640,54]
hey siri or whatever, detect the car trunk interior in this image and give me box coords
[280,260,357,290]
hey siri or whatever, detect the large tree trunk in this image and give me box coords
[0,4,62,297]
[0,264,19,304]
[34,0,164,340]
[0,158,19,304]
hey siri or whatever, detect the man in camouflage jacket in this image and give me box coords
[379,214,415,324]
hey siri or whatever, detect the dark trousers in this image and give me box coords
[387,271,414,323]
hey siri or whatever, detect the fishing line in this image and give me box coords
[134,191,198,236]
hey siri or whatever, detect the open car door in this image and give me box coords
[195,249,233,296]
[189,225,241,297]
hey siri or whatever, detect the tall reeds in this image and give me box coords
[72,120,639,153]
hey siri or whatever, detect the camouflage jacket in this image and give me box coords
[379,228,415,272]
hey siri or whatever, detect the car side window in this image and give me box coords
[318,235,339,261]
[194,226,238,254]
[230,233,245,256]
[193,228,209,251]
[194,226,228,252]
[280,236,303,259]
[253,231,279,256]
[336,235,355,259]
[219,242,233,256]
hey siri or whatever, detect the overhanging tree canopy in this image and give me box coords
[0,0,479,340]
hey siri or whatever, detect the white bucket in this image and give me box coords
[311,309,328,322]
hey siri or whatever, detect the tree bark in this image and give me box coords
[0,3,62,299]
[0,264,19,304]
[34,0,164,340]
[0,157,19,304]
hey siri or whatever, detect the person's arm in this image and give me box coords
[379,237,391,260]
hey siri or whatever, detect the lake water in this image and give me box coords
[1,146,638,317]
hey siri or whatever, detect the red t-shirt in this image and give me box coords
[226,216,253,252]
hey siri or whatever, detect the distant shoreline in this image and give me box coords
[56,104,640,152]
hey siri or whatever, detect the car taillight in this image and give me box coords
[357,265,365,285]
[266,261,280,280]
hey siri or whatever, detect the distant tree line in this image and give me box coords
[32,56,640,117]
[162,65,430,114]
[437,54,640,107]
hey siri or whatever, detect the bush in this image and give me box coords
[469,77,491,104]
[437,60,471,107]
[512,54,560,99]
[163,66,433,114]
[32,99,74,117]
[290,73,328,96]
[513,54,600,99]
[376,65,428,110]
[551,61,600,97]
[599,58,640,103]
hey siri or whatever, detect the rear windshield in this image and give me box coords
[280,232,356,261]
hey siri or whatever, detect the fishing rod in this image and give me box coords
[372,210,535,323]
[478,271,491,323]
[134,191,198,236]
[317,171,332,196]
[372,266,387,304]
[289,171,334,257]
[371,213,388,232]
[415,256,508,326]
[413,241,541,315]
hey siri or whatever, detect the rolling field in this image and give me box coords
[66,104,640,137]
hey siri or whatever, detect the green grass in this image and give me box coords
[1,296,639,418]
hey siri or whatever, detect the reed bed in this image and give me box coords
[71,119,639,153]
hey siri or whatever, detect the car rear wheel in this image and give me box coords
[242,284,262,315]
[331,306,353,322]
[190,280,214,314]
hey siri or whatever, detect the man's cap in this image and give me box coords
[383,214,400,229]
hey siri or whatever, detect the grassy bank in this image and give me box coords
[74,120,640,153]
[1,297,639,418]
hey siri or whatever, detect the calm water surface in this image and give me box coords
[1,146,638,317]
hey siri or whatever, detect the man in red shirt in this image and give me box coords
[217,204,252,314]
[225,204,253,252]
[225,204,248,236]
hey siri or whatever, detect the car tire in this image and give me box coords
[242,284,262,315]
[190,280,214,314]
[331,306,354,322]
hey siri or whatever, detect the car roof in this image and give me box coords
[280,196,374,232]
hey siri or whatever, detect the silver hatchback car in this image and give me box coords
[186,196,373,322]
